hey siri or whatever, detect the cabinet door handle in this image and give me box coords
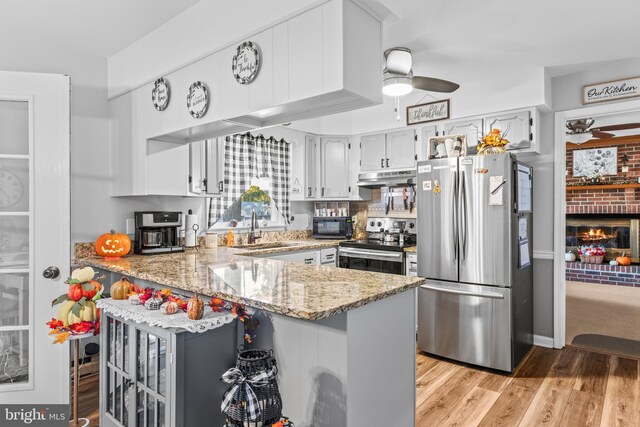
[308,187,312,197]
[386,158,389,168]
[218,181,224,192]
[381,158,384,168]
[202,178,207,192]
[321,187,325,197]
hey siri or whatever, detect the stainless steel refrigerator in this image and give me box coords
[416,153,533,372]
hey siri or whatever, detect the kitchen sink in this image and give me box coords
[234,241,307,250]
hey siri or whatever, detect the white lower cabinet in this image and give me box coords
[257,247,338,266]
[100,312,238,427]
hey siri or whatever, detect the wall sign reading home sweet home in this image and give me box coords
[232,41,260,85]
[583,77,640,104]
[406,99,450,125]
[186,81,209,119]
[152,77,170,111]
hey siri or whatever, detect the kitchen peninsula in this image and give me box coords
[79,242,423,426]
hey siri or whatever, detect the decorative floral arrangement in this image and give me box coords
[477,129,510,155]
[48,267,104,344]
[209,298,260,344]
[577,245,605,257]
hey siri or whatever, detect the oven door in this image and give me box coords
[338,247,404,275]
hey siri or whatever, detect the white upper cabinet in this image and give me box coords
[320,137,350,198]
[360,129,416,171]
[360,133,386,171]
[484,110,532,151]
[288,7,324,101]
[305,135,320,199]
[386,129,416,169]
[443,119,483,155]
[418,125,439,161]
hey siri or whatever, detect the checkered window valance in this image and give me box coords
[208,133,290,227]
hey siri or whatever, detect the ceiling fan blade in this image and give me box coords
[412,76,460,93]
[596,123,640,131]
[591,130,615,139]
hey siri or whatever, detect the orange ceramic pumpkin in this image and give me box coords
[111,277,133,300]
[616,253,632,266]
[95,230,131,257]
[67,280,101,301]
[187,293,204,320]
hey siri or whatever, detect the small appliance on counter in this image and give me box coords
[338,217,416,275]
[312,201,353,239]
[134,211,184,255]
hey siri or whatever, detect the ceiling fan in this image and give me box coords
[566,118,640,144]
[383,47,460,96]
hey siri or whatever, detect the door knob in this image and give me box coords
[42,266,60,279]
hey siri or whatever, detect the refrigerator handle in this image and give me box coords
[452,170,458,261]
[461,170,467,262]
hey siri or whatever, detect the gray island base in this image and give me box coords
[83,248,421,427]
[253,290,416,427]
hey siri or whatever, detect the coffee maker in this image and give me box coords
[134,211,184,255]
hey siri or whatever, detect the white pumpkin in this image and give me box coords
[565,251,576,262]
[71,266,95,283]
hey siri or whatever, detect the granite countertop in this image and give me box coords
[78,240,424,320]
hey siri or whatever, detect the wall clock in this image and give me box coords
[0,169,24,209]
[186,81,209,119]
[232,41,260,85]
[152,77,170,111]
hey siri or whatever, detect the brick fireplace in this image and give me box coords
[566,138,640,286]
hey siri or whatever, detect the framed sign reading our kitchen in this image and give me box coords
[406,99,450,125]
[583,76,640,104]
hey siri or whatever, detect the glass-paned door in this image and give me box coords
[0,72,70,404]
[0,100,31,388]
[105,315,133,427]
[135,327,170,427]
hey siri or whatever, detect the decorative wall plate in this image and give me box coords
[186,81,209,119]
[232,41,260,85]
[152,77,170,111]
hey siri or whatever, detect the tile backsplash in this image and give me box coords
[351,188,417,239]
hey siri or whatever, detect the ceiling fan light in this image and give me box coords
[565,133,592,145]
[383,75,413,96]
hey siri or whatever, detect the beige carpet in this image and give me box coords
[567,281,640,355]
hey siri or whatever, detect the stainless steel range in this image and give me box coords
[338,217,416,275]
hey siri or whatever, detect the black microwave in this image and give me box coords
[313,217,353,239]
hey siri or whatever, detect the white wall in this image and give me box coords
[107,0,318,97]
[0,30,209,247]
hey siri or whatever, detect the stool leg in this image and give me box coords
[73,339,79,424]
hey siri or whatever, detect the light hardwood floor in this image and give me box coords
[417,346,640,427]
[80,346,638,427]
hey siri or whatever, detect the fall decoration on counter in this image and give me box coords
[616,252,632,266]
[161,301,180,315]
[565,251,576,262]
[477,129,509,155]
[578,245,605,264]
[48,267,103,344]
[129,294,142,305]
[111,277,135,300]
[94,230,131,257]
[145,294,163,310]
[187,292,205,320]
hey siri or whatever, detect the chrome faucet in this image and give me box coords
[248,211,262,244]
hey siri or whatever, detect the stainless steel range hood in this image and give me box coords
[357,169,416,188]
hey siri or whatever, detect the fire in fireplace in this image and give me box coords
[566,215,639,262]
